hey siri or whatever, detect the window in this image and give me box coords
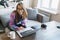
[37,0,59,14]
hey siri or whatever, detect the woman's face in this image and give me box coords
[17,5,23,15]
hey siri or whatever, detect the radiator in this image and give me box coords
[42,14,50,23]
[38,13,50,23]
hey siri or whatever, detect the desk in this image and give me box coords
[1,21,60,40]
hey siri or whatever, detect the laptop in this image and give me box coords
[16,27,36,37]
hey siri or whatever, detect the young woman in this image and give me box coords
[9,2,27,31]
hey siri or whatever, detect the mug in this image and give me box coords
[41,24,47,29]
[7,31,16,39]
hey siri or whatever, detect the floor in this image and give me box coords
[0,33,5,40]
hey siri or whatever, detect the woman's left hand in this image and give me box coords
[19,26,24,30]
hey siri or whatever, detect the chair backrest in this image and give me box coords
[26,8,38,20]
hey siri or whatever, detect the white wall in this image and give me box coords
[31,0,38,8]
[23,0,33,8]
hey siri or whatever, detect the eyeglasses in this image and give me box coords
[17,8,24,10]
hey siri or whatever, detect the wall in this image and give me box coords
[23,0,33,8]
[51,0,60,22]
[31,0,38,8]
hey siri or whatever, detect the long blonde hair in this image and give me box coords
[14,2,27,23]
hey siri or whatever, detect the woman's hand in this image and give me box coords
[18,26,24,30]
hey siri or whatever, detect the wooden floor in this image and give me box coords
[0,33,5,40]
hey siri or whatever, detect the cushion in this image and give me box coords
[0,8,14,27]
[27,8,38,20]
[0,14,10,27]
[0,7,14,15]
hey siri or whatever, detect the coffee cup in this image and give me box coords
[7,31,16,39]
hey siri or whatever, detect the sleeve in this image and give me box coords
[21,18,27,26]
[9,13,19,30]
